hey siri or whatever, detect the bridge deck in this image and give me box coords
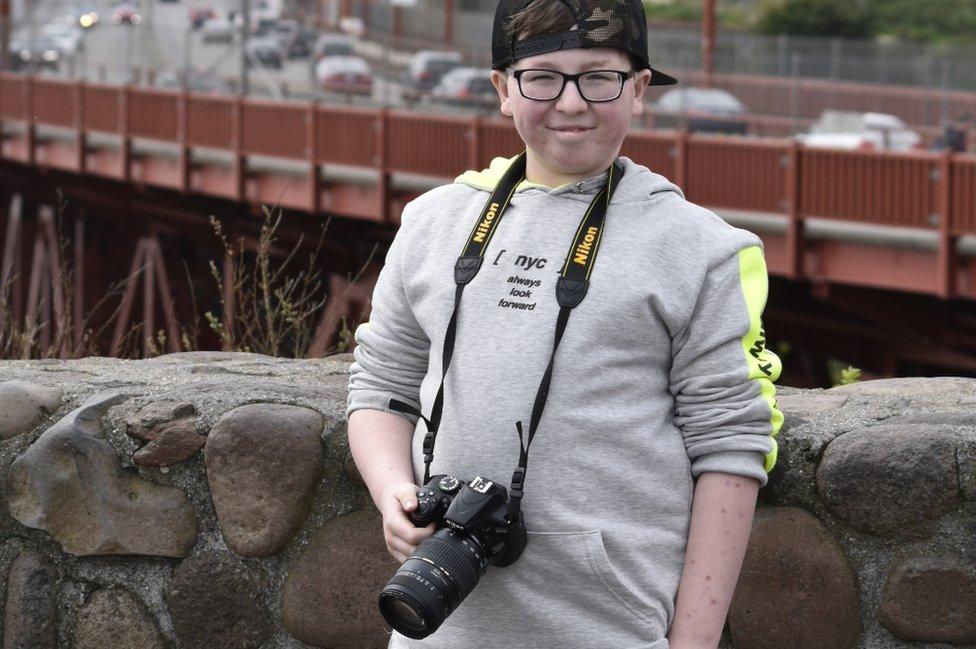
[2,71,976,302]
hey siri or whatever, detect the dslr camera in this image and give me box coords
[378,473,528,639]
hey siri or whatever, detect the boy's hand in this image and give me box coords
[380,482,437,563]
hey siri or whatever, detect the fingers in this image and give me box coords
[384,510,436,562]
[391,483,420,512]
[386,524,436,564]
[389,513,436,544]
[381,482,438,563]
[387,523,436,562]
[387,535,414,563]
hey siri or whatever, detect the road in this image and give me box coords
[11,0,454,109]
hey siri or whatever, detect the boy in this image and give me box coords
[347,1,783,648]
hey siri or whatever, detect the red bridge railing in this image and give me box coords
[2,71,975,299]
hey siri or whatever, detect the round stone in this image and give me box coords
[879,556,976,644]
[205,403,325,557]
[728,507,860,649]
[282,510,397,648]
[0,381,63,439]
[816,424,961,537]
[165,552,272,649]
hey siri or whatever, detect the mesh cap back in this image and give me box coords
[492,0,677,86]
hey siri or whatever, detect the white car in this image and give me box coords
[201,17,236,44]
[797,111,922,151]
[315,55,372,95]
[41,23,83,56]
[654,87,748,134]
[430,67,496,109]
[312,33,354,61]
[402,50,463,101]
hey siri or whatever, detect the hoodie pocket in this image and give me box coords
[579,530,658,627]
[518,530,661,646]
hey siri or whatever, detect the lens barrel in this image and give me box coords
[379,528,487,639]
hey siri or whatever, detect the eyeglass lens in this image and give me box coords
[519,70,625,102]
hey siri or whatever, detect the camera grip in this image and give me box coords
[410,488,444,526]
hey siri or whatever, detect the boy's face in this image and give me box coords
[490,47,652,187]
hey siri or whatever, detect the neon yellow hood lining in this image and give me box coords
[454,155,553,192]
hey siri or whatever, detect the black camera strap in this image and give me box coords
[390,151,622,518]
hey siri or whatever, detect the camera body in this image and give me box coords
[410,474,526,568]
[378,473,528,639]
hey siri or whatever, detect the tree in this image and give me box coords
[757,0,874,38]
[865,0,976,43]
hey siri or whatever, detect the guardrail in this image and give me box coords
[672,70,976,130]
[1,70,974,298]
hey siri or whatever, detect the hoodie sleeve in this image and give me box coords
[346,212,430,424]
[668,245,783,486]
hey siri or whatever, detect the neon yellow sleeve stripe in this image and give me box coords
[737,246,784,474]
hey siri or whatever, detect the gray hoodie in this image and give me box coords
[347,155,783,649]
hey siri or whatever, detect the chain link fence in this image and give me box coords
[359,3,976,93]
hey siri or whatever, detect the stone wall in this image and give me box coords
[0,353,973,648]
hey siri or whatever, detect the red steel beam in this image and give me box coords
[0,0,9,71]
[445,0,454,46]
[936,151,955,298]
[702,0,715,86]
[73,212,85,355]
[784,140,802,279]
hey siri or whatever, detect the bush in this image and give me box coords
[1,200,372,360]
[757,0,874,38]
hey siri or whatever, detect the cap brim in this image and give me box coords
[649,67,678,86]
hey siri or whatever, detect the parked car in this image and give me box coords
[111,2,142,26]
[309,33,355,78]
[201,17,235,44]
[288,28,317,59]
[251,0,283,25]
[41,23,83,56]
[402,50,463,102]
[315,55,373,96]
[189,7,216,29]
[797,110,922,151]
[269,18,300,49]
[245,37,284,69]
[8,35,63,71]
[250,17,278,37]
[430,67,497,109]
[312,33,354,61]
[654,87,747,134]
[931,120,970,153]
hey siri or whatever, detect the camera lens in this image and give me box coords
[378,528,487,639]
[388,598,427,633]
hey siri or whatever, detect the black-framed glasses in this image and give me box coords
[508,68,635,102]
